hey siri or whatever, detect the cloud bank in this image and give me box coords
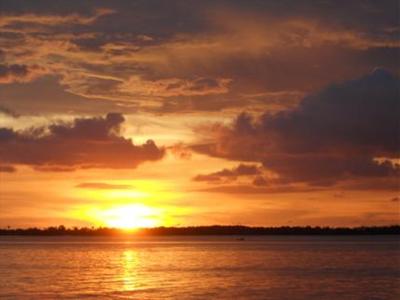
[194,69,400,188]
[0,113,165,170]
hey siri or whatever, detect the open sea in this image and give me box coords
[0,235,399,299]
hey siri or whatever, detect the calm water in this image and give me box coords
[0,235,399,300]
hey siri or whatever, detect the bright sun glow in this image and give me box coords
[71,180,184,229]
[98,204,161,229]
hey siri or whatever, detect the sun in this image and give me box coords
[71,180,180,229]
[100,204,160,230]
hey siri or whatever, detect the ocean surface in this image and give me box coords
[0,235,399,299]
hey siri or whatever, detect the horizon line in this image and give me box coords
[1,225,399,236]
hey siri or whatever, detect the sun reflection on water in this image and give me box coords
[122,250,139,292]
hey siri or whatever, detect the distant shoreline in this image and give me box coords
[0,225,399,236]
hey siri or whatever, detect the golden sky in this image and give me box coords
[0,0,399,228]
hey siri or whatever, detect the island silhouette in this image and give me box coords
[0,225,399,236]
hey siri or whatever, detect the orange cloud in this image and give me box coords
[119,76,232,97]
[0,8,114,27]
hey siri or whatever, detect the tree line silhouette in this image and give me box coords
[0,225,399,236]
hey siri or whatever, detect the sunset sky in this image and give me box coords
[0,0,399,228]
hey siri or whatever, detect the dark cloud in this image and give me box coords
[76,182,133,190]
[193,163,261,183]
[0,105,18,117]
[262,68,399,154]
[33,166,76,172]
[0,76,127,115]
[262,155,397,186]
[196,184,319,195]
[194,69,400,187]
[212,0,399,30]
[339,177,399,191]
[253,176,267,187]
[0,113,165,170]
[0,64,43,83]
[193,174,222,183]
[0,165,16,172]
